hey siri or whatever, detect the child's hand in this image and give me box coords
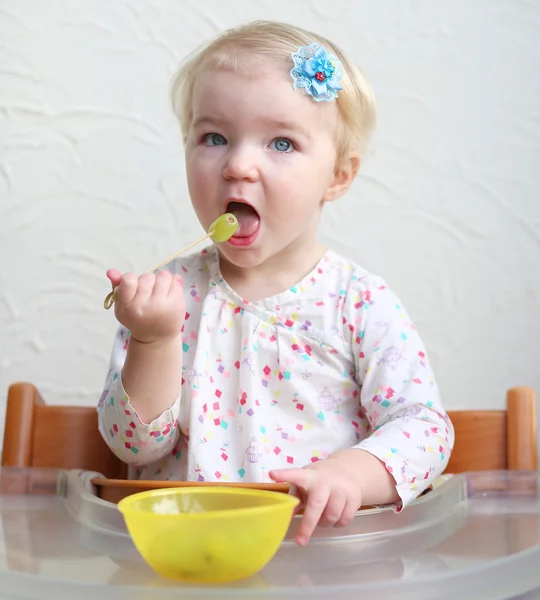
[270,448,399,545]
[106,269,186,344]
[269,452,363,546]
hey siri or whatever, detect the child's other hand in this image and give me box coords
[106,269,186,344]
[270,448,399,546]
[269,452,363,546]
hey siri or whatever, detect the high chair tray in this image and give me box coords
[0,467,539,600]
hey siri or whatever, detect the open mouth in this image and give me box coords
[226,200,260,245]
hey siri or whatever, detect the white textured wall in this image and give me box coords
[1,1,539,454]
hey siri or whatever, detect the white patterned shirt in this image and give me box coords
[98,246,454,508]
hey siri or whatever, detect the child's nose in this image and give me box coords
[222,147,259,182]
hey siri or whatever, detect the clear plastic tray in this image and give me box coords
[0,467,539,599]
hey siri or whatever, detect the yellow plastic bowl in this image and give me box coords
[117,487,299,583]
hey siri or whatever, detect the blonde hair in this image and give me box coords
[171,20,376,159]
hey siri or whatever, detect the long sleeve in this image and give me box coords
[344,274,454,509]
[97,326,181,467]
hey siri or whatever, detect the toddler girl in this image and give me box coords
[98,20,454,546]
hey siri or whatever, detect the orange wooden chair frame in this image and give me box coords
[1,382,126,479]
[1,382,538,476]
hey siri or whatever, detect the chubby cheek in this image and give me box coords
[186,167,215,227]
[190,164,214,193]
[267,169,327,219]
[187,154,215,194]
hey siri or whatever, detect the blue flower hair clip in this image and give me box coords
[290,42,344,102]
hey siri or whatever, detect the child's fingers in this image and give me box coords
[268,468,286,483]
[168,274,184,295]
[269,468,311,494]
[106,269,123,288]
[269,468,314,520]
[269,468,314,497]
[288,483,303,502]
[133,273,155,302]
[287,484,307,514]
[115,272,138,304]
[296,485,330,545]
[335,499,359,528]
[269,468,305,485]
[319,493,346,527]
[152,270,172,298]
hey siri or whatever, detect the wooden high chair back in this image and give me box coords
[1,382,126,478]
[1,382,537,476]
[445,386,537,473]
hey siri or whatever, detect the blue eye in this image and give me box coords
[203,133,227,146]
[270,138,293,152]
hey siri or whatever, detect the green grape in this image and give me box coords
[209,213,239,242]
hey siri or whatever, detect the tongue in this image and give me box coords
[228,202,260,237]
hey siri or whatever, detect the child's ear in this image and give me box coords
[323,153,360,202]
